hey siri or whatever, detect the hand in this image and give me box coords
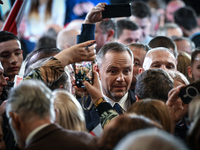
[166,85,188,127]
[55,40,96,67]
[84,3,108,24]
[82,71,104,104]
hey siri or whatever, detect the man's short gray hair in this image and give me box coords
[6,79,55,122]
[146,47,175,58]
[96,42,133,67]
[115,128,188,150]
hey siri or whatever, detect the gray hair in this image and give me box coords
[156,23,181,36]
[6,79,55,122]
[115,128,188,150]
[172,36,196,51]
[96,42,133,67]
[146,47,175,58]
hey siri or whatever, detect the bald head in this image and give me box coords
[166,0,185,22]
[57,29,79,50]
[143,47,177,71]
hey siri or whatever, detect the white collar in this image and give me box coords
[103,92,129,111]
[26,123,50,146]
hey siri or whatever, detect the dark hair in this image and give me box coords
[99,19,117,38]
[172,36,195,52]
[174,7,198,31]
[191,48,200,66]
[131,1,151,18]
[98,113,162,150]
[24,47,61,76]
[0,31,20,43]
[128,99,172,133]
[96,42,133,66]
[148,36,178,59]
[127,43,151,52]
[135,69,174,102]
[35,35,57,50]
[116,19,139,39]
[49,72,69,91]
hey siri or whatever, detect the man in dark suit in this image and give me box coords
[6,80,97,150]
[77,3,136,132]
[81,42,136,131]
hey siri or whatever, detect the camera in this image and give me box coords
[178,79,200,104]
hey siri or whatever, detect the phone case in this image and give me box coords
[102,3,132,19]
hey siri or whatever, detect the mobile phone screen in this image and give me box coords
[75,61,93,88]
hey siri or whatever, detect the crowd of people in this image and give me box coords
[0,0,200,150]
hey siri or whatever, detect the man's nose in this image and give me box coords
[116,73,125,82]
[0,76,8,86]
[10,54,17,63]
[160,65,167,71]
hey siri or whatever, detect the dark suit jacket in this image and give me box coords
[79,90,136,132]
[25,124,97,150]
[191,33,200,48]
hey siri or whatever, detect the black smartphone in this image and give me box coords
[102,3,132,19]
[75,61,93,88]
[178,79,200,104]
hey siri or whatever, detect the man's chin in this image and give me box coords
[111,92,127,102]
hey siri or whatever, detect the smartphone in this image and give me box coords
[75,61,93,88]
[102,3,132,19]
[178,79,200,104]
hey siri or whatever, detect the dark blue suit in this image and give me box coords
[79,90,136,132]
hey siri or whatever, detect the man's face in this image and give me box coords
[143,50,177,71]
[117,29,141,45]
[129,16,151,43]
[190,53,200,81]
[167,28,183,38]
[95,22,108,52]
[166,1,184,23]
[174,40,192,55]
[98,51,133,102]
[129,47,147,86]
[0,40,23,81]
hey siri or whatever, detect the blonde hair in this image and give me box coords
[168,70,189,86]
[177,52,192,83]
[53,90,86,131]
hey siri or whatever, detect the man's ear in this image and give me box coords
[59,85,64,89]
[9,112,22,131]
[188,66,193,78]
[106,30,114,42]
[135,95,140,102]
[94,65,101,80]
[139,68,144,74]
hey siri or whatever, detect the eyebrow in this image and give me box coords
[0,48,22,53]
[107,66,132,69]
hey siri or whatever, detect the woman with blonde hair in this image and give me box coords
[52,90,86,131]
